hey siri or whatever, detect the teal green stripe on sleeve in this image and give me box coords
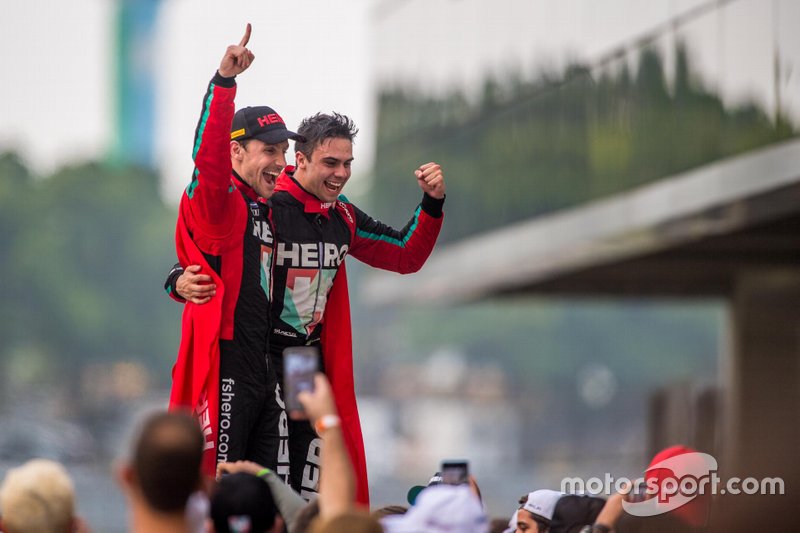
[355,229,404,247]
[356,206,421,247]
[186,168,200,198]
[192,85,215,160]
[187,87,214,200]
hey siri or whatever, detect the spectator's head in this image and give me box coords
[516,490,562,532]
[514,490,605,533]
[210,472,282,533]
[120,411,203,514]
[381,484,488,533]
[552,494,605,532]
[0,459,76,533]
[406,472,442,505]
[293,112,358,203]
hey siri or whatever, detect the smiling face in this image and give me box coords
[231,139,289,199]
[294,137,353,203]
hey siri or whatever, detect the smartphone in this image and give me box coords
[440,460,469,485]
[283,346,319,415]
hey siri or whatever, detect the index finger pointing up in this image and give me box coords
[239,23,252,47]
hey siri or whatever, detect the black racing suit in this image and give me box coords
[169,71,286,475]
[267,168,444,497]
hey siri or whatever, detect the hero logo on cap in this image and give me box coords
[230,106,303,145]
[256,113,284,127]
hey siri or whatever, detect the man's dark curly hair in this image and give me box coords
[295,112,358,160]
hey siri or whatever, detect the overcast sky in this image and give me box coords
[1,0,797,202]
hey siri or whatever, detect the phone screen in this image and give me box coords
[283,346,319,413]
[440,460,469,485]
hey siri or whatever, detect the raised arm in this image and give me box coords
[348,162,445,273]
[184,25,254,243]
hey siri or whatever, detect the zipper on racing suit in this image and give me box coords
[308,214,325,345]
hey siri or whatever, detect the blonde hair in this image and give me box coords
[0,459,76,533]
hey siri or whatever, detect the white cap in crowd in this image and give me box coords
[381,484,488,533]
[522,489,564,522]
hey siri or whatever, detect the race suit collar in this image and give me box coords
[232,170,267,204]
[275,165,336,217]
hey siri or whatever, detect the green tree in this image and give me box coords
[0,155,179,394]
[369,44,797,244]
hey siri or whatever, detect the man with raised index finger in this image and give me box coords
[169,24,302,479]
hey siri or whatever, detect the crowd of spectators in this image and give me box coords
[0,376,791,532]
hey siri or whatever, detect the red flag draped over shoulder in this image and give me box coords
[274,171,370,505]
[169,194,224,477]
[320,261,369,506]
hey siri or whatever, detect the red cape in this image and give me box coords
[274,173,369,505]
[169,193,228,476]
[318,261,369,506]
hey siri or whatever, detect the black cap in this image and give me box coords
[230,106,304,145]
[211,472,278,533]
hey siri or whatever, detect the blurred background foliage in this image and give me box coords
[369,44,796,244]
[0,153,177,406]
